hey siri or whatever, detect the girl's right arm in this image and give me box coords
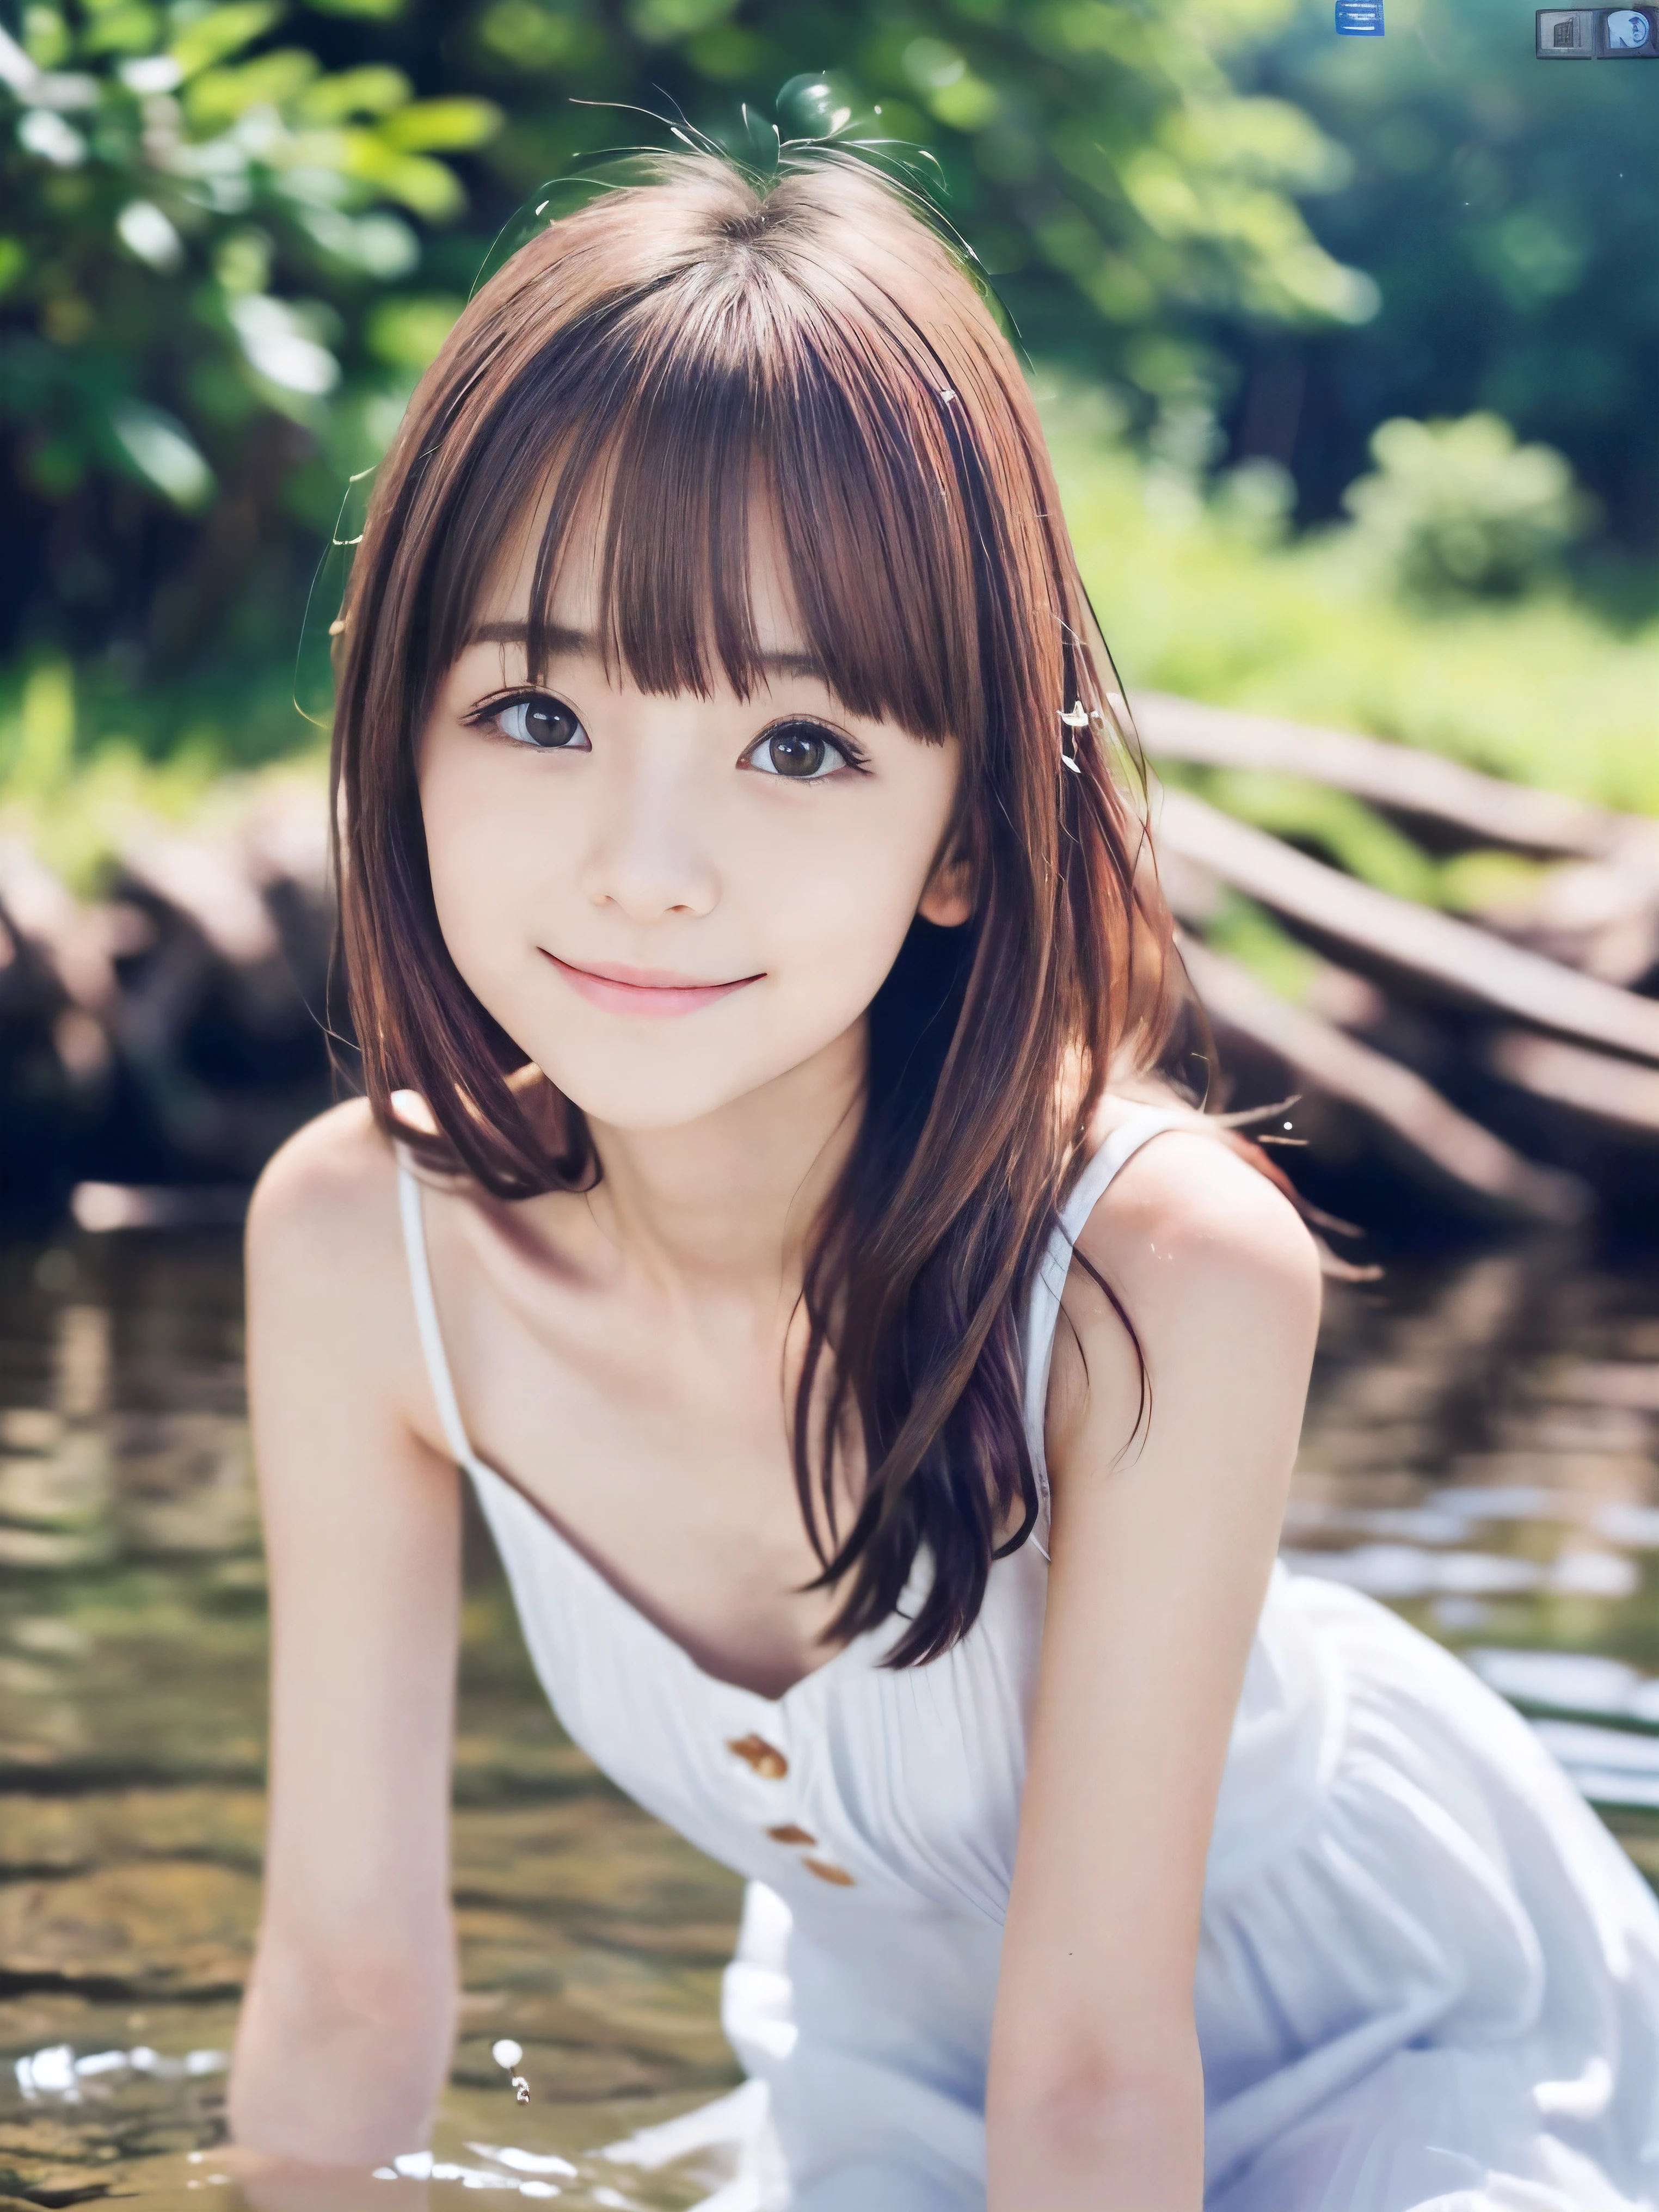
[228,1102,463,2176]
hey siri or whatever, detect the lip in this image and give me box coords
[542,951,764,1019]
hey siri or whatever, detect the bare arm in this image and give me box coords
[985,1130,1322,2211]
[229,1103,463,2177]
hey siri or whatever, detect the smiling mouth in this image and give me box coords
[542,952,764,1019]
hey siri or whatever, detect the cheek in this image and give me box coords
[742,802,945,1010]
[419,751,564,985]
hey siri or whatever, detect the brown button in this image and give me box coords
[803,1857,856,1887]
[727,1733,788,1780]
[766,1823,816,1847]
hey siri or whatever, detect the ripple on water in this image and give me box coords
[3,1230,1659,2203]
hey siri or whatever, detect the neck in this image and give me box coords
[579,1021,868,1301]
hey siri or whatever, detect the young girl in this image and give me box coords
[226,154,1659,2211]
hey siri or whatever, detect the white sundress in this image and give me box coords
[397,1108,1659,2212]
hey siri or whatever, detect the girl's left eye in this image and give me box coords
[744,720,860,781]
[490,693,590,751]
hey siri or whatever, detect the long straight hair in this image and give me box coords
[333,151,1187,1666]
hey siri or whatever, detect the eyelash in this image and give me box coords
[466,689,589,751]
[465,692,869,780]
[742,719,869,783]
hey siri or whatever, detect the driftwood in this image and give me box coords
[1181,939,1588,1224]
[1157,787,1659,1065]
[0,784,333,1225]
[1487,1032,1659,1135]
[1139,693,1659,987]
[1138,693,1659,868]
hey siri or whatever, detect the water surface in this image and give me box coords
[3,1227,1659,2206]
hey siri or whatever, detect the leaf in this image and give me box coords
[304,0,409,18]
[376,96,503,152]
[82,1,165,58]
[294,64,412,124]
[226,294,341,395]
[109,401,217,511]
[333,132,465,218]
[364,293,464,370]
[169,2,285,82]
[184,49,322,129]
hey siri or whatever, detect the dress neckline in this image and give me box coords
[474,1450,889,1710]
[396,1163,899,1708]
[395,1101,1190,1707]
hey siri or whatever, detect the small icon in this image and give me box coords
[1597,4,1658,51]
[1537,6,1658,53]
[1535,8,1595,52]
[1336,0,1385,31]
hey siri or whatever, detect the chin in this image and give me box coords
[532,1052,791,1135]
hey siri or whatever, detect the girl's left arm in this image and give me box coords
[985,1130,1322,2212]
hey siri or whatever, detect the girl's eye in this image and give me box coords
[493,694,589,751]
[746,720,858,781]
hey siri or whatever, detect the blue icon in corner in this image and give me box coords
[1336,0,1385,30]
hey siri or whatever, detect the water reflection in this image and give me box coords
[2,1228,1658,2204]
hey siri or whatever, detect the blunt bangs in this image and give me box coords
[420,191,1029,754]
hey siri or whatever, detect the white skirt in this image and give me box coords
[603,1578,1659,2212]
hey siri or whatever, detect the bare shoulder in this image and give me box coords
[246,1096,403,1294]
[1074,1118,1322,1325]
[1050,1121,1321,1467]
[244,1096,460,1477]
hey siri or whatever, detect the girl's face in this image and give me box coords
[419,506,970,1133]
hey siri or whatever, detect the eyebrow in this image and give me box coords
[465,619,826,683]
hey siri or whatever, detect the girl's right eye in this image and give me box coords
[486,693,591,751]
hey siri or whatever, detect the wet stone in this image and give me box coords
[0,1861,258,1994]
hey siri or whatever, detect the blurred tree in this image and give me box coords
[1234,0,1659,567]
[1341,412,1594,603]
[0,0,1377,710]
[0,0,499,683]
[456,0,1378,403]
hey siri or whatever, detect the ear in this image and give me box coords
[918,844,975,929]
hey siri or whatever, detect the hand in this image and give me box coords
[212,2142,433,2212]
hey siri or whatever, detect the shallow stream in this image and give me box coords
[4,1226,1659,2207]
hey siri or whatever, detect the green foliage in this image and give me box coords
[455,0,1377,368]
[0,0,1390,699]
[0,655,291,894]
[1247,0,1659,556]
[1341,414,1595,604]
[0,0,500,669]
[1046,385,1659,819]
[1,0,1649,820]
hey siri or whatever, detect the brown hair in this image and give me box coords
[333,151,1186,1666]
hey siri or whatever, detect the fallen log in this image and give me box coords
[0,796,334,1217]
[1159,787,1659,1064]
[1138,693,1659,867]
[1182,938,1588,1223]
[1488,1031,1659,1136]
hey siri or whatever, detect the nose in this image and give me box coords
[577,740,720,922]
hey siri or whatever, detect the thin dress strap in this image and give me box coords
[396,1156,478,1473]
[1021,1106,1191,1557]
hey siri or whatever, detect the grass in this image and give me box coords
[1045,384,1659,819]
[0,660,326,899]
